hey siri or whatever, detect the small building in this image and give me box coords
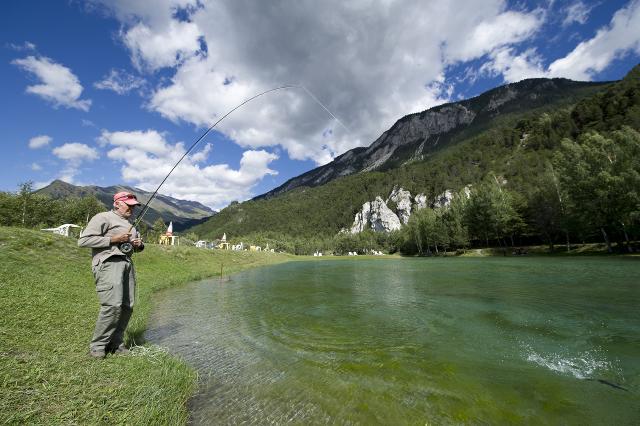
[159,221,179,246]
[159,234,179,246]
[217,233,230,250]
[195,240,208,248]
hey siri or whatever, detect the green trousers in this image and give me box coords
[90,256,136,352]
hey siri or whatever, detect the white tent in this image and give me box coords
[41,224,81,237]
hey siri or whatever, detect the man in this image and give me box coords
[78,191,144,359]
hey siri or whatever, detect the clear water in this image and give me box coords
[146,258,640,425]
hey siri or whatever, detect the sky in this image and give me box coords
[2,0,640,210]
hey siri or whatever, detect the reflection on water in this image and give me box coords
[146,258,640,424]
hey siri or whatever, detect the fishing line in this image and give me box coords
[123,84,347,246]
[123,84,345,347]
[300,85,351,133]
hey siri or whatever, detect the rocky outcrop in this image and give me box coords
[361,104,476,171]
[350,185,475,234]
[487,87,518,111]
[350,202,371,233]
[432,189,454,209]
[351,188,434,233]
[388,187,413,224]
[414,193,427,210]
[431,185,472,209]
[350,196,402,233]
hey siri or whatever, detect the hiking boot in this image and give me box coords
[109,343,130,355]
[89,349,106,359]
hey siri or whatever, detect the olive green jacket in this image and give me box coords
[78,210,144,268]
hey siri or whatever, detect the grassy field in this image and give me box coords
[0,226,293,425]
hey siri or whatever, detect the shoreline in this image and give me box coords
[0,226,293,424]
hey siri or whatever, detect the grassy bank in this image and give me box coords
[0,226,292,424]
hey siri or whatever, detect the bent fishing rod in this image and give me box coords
[119,84,345,254]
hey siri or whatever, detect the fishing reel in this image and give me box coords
[119,242,134,255]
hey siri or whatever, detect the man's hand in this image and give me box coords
[110,233,131,244]
[132,238,143,248]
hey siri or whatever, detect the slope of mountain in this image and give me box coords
[37,180,215,230]
[258,78,609,199]
[190,64,640,242]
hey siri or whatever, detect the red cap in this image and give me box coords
[113,191,141,206]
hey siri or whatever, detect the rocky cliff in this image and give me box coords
[388,187,413,224]
[349,186,472,233]
[350,196,402,233]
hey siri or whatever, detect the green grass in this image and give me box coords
[0,226,292,425]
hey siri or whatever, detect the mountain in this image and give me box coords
[189,64,640,245]
[37,180,215,230]
[258,78,609,199]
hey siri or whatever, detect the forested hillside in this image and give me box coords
[36,179,214,230]
[1,180,214,235]
[190,65,640,254]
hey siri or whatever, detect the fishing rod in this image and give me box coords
[119,84,344,254]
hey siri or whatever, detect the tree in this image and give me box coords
[554,128,640,252]
[63,196,106,225]
[148,218,167,243]
[0,191,19,226]
[404,207,448,255]
[465,181,524,247]
[18,181,34,227]
[441,188,470,250]
[465,183,498,246]
[406,208,428,255]
[527,165,569,251]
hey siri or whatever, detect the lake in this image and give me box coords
[146,257,639,424]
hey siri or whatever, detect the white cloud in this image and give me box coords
[7,41,36,51]
[562,1,594,27]
[31,163,42,171]
[190,143,211,163]
[100,129,277,208]
[12,56,91,111]
[480,47,548,82]
[52,143,99,162]
[444,10,543,62]
[477,1,640,83]
[122,20,203,71]
[548,0,640,80]
[51,143,99,184]
[94,68,146,94]
[90,0,548,168]
[28,135,52,149]
[98,129,173,156]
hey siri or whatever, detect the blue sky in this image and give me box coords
[2,0,640,209]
